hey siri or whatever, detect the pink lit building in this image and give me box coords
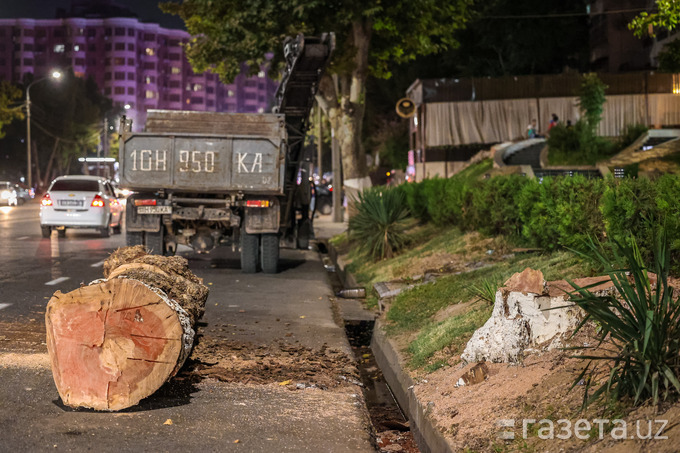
[0,16,277,130]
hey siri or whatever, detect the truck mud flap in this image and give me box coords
[125,197,163,233]
[244,202,280,235]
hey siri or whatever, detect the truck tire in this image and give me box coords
[241,231,259,273]
[41,226,51,238]
[126,231,143,246]
[297,218,311,250]
[260,233,279,274]
[145,228,164,255]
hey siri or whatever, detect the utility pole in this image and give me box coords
[331,128,342,223]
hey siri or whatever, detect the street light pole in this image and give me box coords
[25,70,62,190]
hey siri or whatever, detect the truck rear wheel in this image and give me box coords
[241,231,259,273]
[260,233,279,274]
[126,230,143,246]
[145,228,164,255]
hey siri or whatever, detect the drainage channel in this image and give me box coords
[319,242,419,453]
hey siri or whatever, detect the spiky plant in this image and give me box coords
[467,278,501,305]
[348,187,410,261]
[568,229,680,409]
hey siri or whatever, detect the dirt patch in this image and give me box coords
[433,301,476,324]
[0,320,47,353]
[184,333,362,391]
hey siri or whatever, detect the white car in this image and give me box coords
[40,175,123,238]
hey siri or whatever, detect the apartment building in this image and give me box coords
[0,16,277,129]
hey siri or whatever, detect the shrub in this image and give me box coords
[616,123,648,151]
[348,187,411,261]
[467,175,527,237]
[569,230,680,408]
[399,181,428,222]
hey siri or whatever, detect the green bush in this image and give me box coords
[569,230,680,408]
[467,175,527,236]
[616,124,648,151]
[398,181,428,222]
[348,187,411,261]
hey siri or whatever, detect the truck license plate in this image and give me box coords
[137,206,172,214]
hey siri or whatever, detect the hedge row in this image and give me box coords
[397,171,680,264]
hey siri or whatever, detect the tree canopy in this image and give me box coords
[629,0,680,37]
[0,81,24,139]
[161,0,472,184]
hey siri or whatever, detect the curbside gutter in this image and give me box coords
[329,242,453,453]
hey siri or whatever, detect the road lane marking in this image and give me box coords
[0,303,11,310]
[17,236,29,240]
[91,260,105,268]
[45,277,70,286]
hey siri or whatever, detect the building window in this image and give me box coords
[169,39,180,47]
[87,29,96,37]
[144,62,155,70]
[127,43,134,51]
[145,90,155,99]
[105,58,111,65]
[245,80,256,87]
[105,28,112,36]
[105,72,111,80]
[169,53,180,61]
[228,90,234,97]
[127,87,134,95]
[171,67,180,74]
[114,71,125,80]
[115,27,125,36]
[115,42,125,51]
[36,29,46,38]
[53,29,63,38]
[114,57,124,65]
[54,44,65,53]
[128,28,135,37]
[145,47,154,56]
[114,86,125,95]
[127,58,134,66]
[206,86,214,94]
[73,44,80,52]
[23,59,34,66]
[88,44,96,51]
[23,44,34,51]
[105,43,112,51]
[127,72,134,80]
[75,58,85,66]
[207,100,214,107]
[193,83,203,91]
[245,93,256,99]
[144,33,155,41]
[145,76,156,84]
[24,29,34,37]
[169,94,180,102]
[169,80,180,88]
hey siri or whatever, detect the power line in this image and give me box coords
[485,7,650,20]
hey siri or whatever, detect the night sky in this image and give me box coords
[0,0,185,29]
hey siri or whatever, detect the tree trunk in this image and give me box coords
[317,20,372,188]
[45,246,208,411]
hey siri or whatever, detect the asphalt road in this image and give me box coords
[0,201,374,452]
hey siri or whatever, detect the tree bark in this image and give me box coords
[316,20,372,186]
[45,246,208,411]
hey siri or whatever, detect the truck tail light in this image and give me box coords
[246,200,270,208]
[41,194,53,207]
[134,199,157,206]
[91,194,105,208]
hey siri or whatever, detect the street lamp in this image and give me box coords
[26,70,62,189]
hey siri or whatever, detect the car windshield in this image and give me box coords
[50,180,100,192]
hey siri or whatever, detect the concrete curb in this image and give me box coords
[328,240,451,453]
[371,321,453,453]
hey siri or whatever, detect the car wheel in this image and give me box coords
[41,226,51,238]
[260,233,279,274]
[17,198,25,206]
[113,222,122,235]
[100,224,111,238]
[240,230,259,273]
[57,229,66,238]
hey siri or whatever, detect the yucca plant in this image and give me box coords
[467,278,501,305]
[348,187,410,261]
[568,228,680,409]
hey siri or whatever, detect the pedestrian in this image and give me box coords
[526,119,538,139]
[548,113,559,131]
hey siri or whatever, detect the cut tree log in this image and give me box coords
[45,245,209,411]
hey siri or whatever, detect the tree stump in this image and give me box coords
[45,246,209,411]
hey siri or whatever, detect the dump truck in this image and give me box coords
[118,33,334,273]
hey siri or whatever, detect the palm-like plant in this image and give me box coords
[348,187,410,261]
[568,229,680,409]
